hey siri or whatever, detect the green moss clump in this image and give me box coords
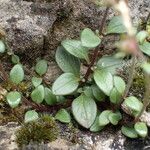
[16,114,59,148]
[133,73,144,88]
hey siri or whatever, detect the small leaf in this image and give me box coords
[83,86,94,98]
[110,87,122,104]
[136,31,148,44]
[114,76,126,94]
[61,40,89,61]
[31,85,44,104]
[94,69,113,96]
[55,109,71,123]
[90,116,104,132]
[106,16,126,34]
[141,62,150,74]
[31,77,42,87]
[91,85,106,101]
[99,110,112,126]
[35,59,48,76]
[0,40,5,53]
[81,28,101,48]
[72,94,97,128]
[134,122,148,138]
[44,87,57,105]
[24,110,39,123]
[123,96,143,113]
[108,111,122,125]
[139,42,150,56]
[6,91,21,108]
[52,73,79,95]
[10,64,24,84]
[121,126,138,138]
[97,56,124,74]
[11,55,20,64]
[56,46,80,76]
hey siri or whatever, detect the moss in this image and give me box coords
[132,72,144,88]
[16,114,59,148]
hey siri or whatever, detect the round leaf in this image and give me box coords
[136,31,148,44]
[97,56,124,74]
[123,96,143,112]
[91,85,106,101]
[106,16,126,34]
[6,91,21,108]
[24,110,39,123]
[56,46,80,76]
[10,64,24,84]
[134,122,148,138]
[141,62,150,74]
[81,28,101,48]
[31,77,42,87]
[83,86,94,98]
[90,116,104,132]
[72,94,97,128]
[139,42,150,56]
[94,69,113,96]
[114,76,126,94]
[44,87,57,105]
[121,126,138,138]
[0,40,5,53]
[31,85,44,104]
[99,110,112,126]
[52,73,79,95]
[11,55,20,64]
[35,59,48,76]
[55,109,71,123]
[108,112,122,125]
[61,40,89,61]
[110,87,122,104]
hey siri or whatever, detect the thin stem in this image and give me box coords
[81,7,109,84]
[123,56,136,98]
[135,72,150,122]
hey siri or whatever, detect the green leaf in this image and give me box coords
[90,116,104,132]
[56,46,80,76]
[31,85,44,104]
[134,122,148,138]
[106,16,126,34]
[72,94,97,128]
[6,91,21,108]
[108,111,122,125]
[81,28,101,48]
[52,73,79,95]
[61,40,89,61]
[123,96,143,113]
[121,126,138,138]
[55,109,71,123]
[31,77,42,87]
[91,85,106,101]
[114,76,126,94]
[110,87,122,104]
[94,69,113,96]
[10,64,24,84]
[24,110,39,123]
[141,62,150,74]
[35,59,48,76]
[99,110,112,126]
[0,40,5,53]
[97,56,124,74]
[44,87,57,105]
[83,86,94,98]
[136,31,148,44]
[139,42,150,56]
[11,55,20,64]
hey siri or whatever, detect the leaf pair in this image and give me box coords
[122,122,148,138]
[61,28,101,62]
